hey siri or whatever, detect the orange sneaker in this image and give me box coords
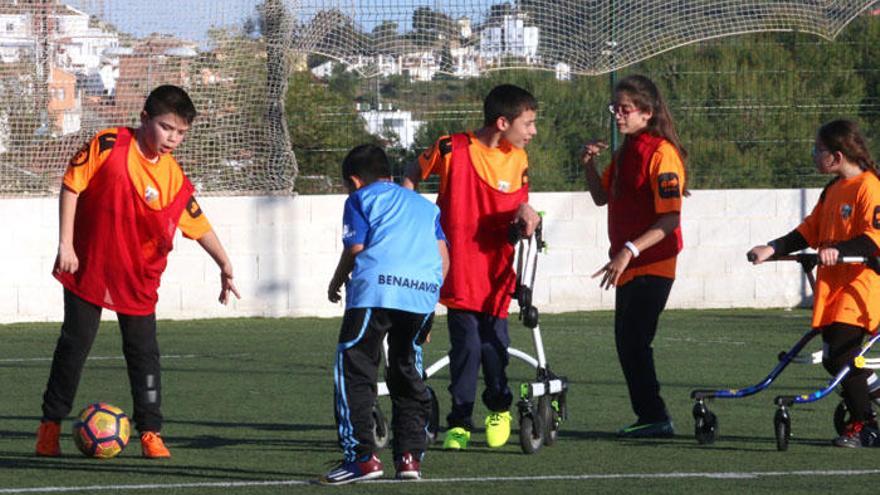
[140,431,171,458]
[35,420,61,457]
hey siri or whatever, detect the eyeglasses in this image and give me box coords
[608,103,637,116]
[811,145,829,159]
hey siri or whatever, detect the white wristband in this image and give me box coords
[624,241,640,258]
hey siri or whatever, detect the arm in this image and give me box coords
[438,240,449,281]
[196,230,241,304]
[593,212,679,289]
[55,187,79,274]
[581,140,609,206]
[328,244,364,303]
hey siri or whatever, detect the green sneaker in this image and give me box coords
[442,427,471,450]
[485,411,512,448]
[617,420,675,438]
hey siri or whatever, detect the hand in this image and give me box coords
[514,203,541,237]
[592,248,633,289]
[746,245,775,265]
[328,277,344,303]
[818,247,840,266]
[54,243,79,274]
[218,266,241,305]
[580,140,609,165]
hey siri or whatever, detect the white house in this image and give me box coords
[359,105,423,148]
[479,14,539,62]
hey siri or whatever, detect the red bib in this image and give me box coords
[607,132,682,267]
[55,127,194,315]
[437,133,528,318]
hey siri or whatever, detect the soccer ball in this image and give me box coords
[72,402,131,459]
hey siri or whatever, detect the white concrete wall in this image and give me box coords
[1,189,820,324]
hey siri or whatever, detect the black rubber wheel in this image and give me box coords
[537,395,557,446]
[543,395,563,446]
[833,400,849,436]
[695,410,718,445]
[519,410,544,454]
[372,403,390,450]
[774,408,790,452]
[425,385,440,444]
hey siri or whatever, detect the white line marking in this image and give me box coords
[4,469,880,493]
[0,354,249,363]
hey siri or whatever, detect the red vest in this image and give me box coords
[437,133,528,318]
[607,132,682,268]
[55,127,194,315]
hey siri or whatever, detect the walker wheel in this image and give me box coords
[833,400,849,436]
[774,407,791,451]
[519,408,544,454]
[695,410,718,445]
[371,403,390,450]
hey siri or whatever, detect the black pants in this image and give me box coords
[615,275,673,424]
[334,307,433,462]
[822,323,872,423]
[445,309,512,430]
[41,289,163,432]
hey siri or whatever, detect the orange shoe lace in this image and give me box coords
[35,421,61,457]
[140,431,171,458]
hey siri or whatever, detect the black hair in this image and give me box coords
[341,144,392,184]
[143,85,197,123]
[483,84,538,127]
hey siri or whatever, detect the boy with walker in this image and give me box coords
[404,84,541,449]
[321,144,449,484]
[36,85,240,458]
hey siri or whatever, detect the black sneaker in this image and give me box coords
[617,420,675,438]
[833,421,864,448]
[319,454,384,485]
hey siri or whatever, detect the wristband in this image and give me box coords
[624,241,640,258]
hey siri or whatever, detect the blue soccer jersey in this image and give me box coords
[342,181,445,314]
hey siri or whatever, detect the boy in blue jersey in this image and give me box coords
[320,144,449,485]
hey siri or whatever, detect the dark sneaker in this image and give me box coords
[394,452,421,480]
[617,420,675,438]
[833,420,864,448]
[319,454,383,485]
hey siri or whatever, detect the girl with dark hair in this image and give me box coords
[581,74,686,438]
[748,119,880,448]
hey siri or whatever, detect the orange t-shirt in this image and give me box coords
[796,171,880,331]
[63,128,211,240]
[418,131,529,194]
[602,140,684,286]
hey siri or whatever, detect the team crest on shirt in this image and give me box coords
[657,173,681,199]
[144,186,158,204]
[497,180,510,192]
[69,142,90,167]
[840,203,853,221]
[342,223,355,240]
[186,196,203,218]
[873,206,880,229]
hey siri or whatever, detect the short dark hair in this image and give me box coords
[483,84,538,127]
[342,144,392,184]
[143,85,197,123]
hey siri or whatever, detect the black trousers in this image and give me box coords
[445,309,512,429]
[41,289,163,432]
[334,307,433,462]
[615,275,674,424]
[822,323,872,423]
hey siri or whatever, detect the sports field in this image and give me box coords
[2,309,878,494]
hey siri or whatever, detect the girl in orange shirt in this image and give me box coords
[749,119,880,448]
[582,75,687,438]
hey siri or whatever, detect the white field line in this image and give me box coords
[0,354,250,363]
[4,469,880,493]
